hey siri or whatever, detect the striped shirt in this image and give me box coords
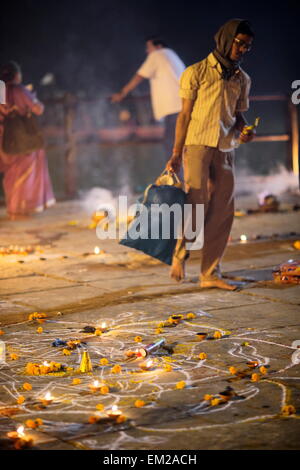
[179,53,251,151]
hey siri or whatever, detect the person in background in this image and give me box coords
[111,36,186,159]
[166,19,255,290]
[0,61,55,220]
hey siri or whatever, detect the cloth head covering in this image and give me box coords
[0,61,21,84]
[213,18,248,80]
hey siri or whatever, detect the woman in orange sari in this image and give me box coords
[0,61,55,220]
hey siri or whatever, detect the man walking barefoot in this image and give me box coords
[166,19,255,291]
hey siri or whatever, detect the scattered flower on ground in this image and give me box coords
[176,381,186,390]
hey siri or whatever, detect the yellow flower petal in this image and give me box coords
[135,399,145,408]
[199,352,207,360]
[213,331,222,339]
[22,382,32,391]
[251,373,260,382]
[186,312,196,319]
[176,381,186,390]
[100,358,109,366]
[204,394,213,401]
[281,405,296,416]
[211,398,221,406]
[10,353,19,360]
[72,378,81,385]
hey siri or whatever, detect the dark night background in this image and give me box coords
[1,0,300,97]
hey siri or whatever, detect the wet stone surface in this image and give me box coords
[0,200,299,449]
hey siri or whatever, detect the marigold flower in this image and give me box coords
[95,329,102,336]
[22,382,32,391]
[116,415,126,424]
[293,240,300,250]
[213,331,222,339]
[229,366,238,375]
[135,399,145,408]
[259,366,268,375]
[10,353,19,360]
[111,365,122,374]
[251,373,260,382]
[211,398,221,406]
[241,342,250,346]
[204,394,213,401]
[176,381,186,390]
[186,312,196,319]
[88,415,99,424]
[281,405,296,416]
[36,327,43,334]
[100,386,110,395]
[35,418,43,426]
[96,403,104,411]
[29,312,46,321]
[63,349,71,356]
[0,330,5,335]
[72,378,81,385]
[17,396,25,405]
[164,364,173,372]
[199,352,207,360]
[25,419,38,429]
[155,328,163,334]
[134,336,142,343]
[100,358,109,366]
[157,322,164,328]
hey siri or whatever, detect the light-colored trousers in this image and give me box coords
[173,145,235,280]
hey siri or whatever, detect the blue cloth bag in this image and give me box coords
[119,173,186,265]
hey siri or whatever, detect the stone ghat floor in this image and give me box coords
[0,199,299,450]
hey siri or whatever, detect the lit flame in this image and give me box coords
[94,246,100,255]
[240,234,247,242]
[17,426,25,437]
[101,322,107,329]
[112,405,118,412]
[93,380,100,387]
[146,360,153,368]
[43,361,50,367]
[44,392,52,400]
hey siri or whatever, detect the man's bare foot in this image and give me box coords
[200,278,238,291]
[170,257,185,282]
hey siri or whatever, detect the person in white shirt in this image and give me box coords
[111,36,185,158]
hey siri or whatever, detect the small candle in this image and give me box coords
[107,405,122,418]
[98,322,108,333]
[94,246,100,255]
[40,361,51,374]
[7,425,25,440]
[89,380,102,392]
[240,234,247,242]
[7,425,33,449]
[40,391,53,405]
[196,332,208,341]
[140,359,154,371]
